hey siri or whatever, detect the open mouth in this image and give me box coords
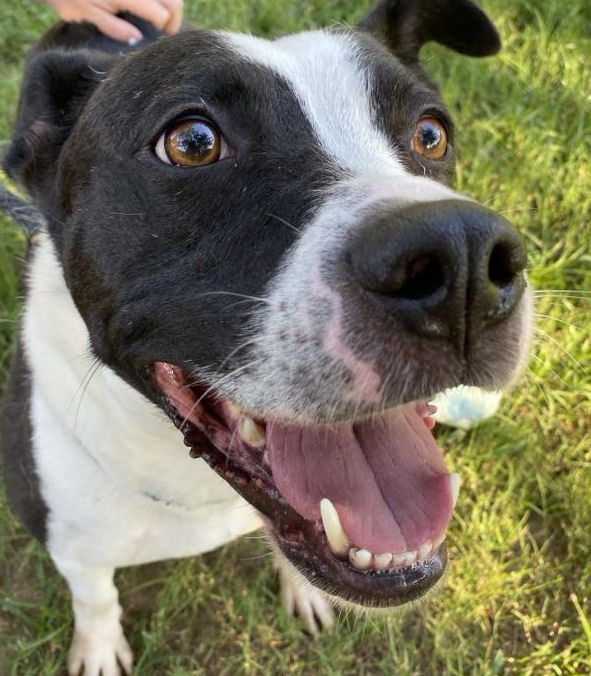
[154,361,459,607]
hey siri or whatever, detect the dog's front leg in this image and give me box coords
[276,554,335,635]
[52,555,132,676]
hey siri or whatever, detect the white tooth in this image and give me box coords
[417,542,432,560]
[227,401,242,419]
[391,552,407,566]
[392,551,417,567]
[320,498,349,557]
[262,449,271,468]
[433,533,446,549]
[450,473,460,509]
[349,548,372,570]
[238,417,266,447]
[373,553,392,570]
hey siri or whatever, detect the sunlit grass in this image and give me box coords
[0,0,590,673]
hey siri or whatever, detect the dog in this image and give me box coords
[2,0,533,673]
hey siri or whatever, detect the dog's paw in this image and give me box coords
[279,567,335,635]
[67,627,133,676]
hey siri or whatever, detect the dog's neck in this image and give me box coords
[23,236,246,513]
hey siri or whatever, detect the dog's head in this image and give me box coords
[6,0,532,607]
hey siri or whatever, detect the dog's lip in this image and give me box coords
[152,361,449,606]
[276,523,448,607]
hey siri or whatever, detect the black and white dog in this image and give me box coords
[2,0,532,673]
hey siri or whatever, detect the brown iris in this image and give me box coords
[164,119,220,167]
[412,117,448,160]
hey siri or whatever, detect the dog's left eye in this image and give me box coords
[412,117,448,160]
[155,118,221,167]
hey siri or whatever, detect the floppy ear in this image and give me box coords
[359,0,502,62]
[3,49,115,200]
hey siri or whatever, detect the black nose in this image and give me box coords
[347,200,527,348]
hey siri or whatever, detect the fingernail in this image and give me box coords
[127,29,143,46]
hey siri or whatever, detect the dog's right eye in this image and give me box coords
[155,119,221,167]
[412,117,448,160]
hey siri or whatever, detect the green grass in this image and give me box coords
[1,0,590,673]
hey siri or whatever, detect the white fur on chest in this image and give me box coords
[23,238,261,567]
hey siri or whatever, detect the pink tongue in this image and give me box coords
[267,403,453,554]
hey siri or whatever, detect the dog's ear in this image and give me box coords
[3,49,115,199]
[359,0,501,62]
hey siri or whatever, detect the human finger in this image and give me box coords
[159,0,184,34]
[116,0,172,32]
[88,6,143,43]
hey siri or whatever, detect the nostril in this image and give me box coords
[488,243,517,287]
[397,256,445,300]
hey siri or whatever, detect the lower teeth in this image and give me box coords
[319,497,449,571]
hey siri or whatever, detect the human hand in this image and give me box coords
[45,0,183,44]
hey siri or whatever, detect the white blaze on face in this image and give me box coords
[223,30,403,177]
[223,29,462,201]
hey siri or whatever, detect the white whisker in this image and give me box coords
[534,313,581,330]
[191,290,271,304]
[535,328,584,369]
[267,213,304,235]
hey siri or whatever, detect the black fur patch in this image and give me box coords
[355,32,456,183]
[5,29,344,395]
[359,0,501,62]
[1,343,48,543]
